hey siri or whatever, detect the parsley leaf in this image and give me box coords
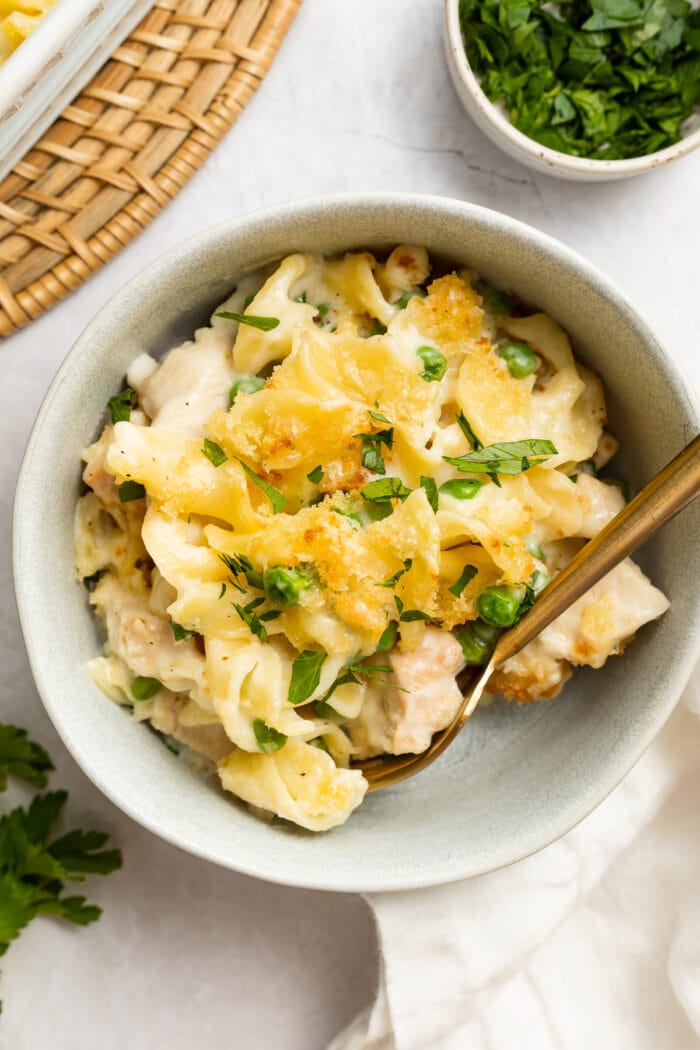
[252,719,287,753]
[307,464,324,484]
[236,459,288,513]
[170,620,195,642]
[107,387,134,425]
[355,427,394,475]
[448,564,478,597]
[377,559,413,588]
[444,439,557,477]
[202,439,227,467]
[219,552,264,592]
[215,310,280,331]
[455,410,483,451]
[118,480,145,502]
[361,477,412,503]
[420,475,439,512]
[287,650,327,706]
[233,598,272,643]
[0,726,53,791]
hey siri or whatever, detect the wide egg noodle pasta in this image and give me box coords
[77,246,670,830]
[0,0,55,64]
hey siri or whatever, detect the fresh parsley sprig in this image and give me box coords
[0,725,121,991]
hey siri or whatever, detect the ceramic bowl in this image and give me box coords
[444,0,700,181]
[13,193,700,892]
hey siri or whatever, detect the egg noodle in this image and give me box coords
[75,246,669,831]
[0,1,56,66]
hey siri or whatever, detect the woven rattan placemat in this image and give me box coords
[0,0,301,337]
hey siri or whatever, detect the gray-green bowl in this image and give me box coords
[13,193,700,892]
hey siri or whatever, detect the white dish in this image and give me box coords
[443,0,700,182]
[0,0,154,184]
[13,193,700,892]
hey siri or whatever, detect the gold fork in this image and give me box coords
[355,434,700,791]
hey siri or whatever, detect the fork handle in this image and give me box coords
[491,433,700,669]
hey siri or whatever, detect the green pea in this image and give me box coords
[130,676,161,701]
[230,376,265,404]
[498,340,537,379]
[395,290,427,309]
[376,620,398,652]
[476,586,522,628]
[263,566,311,607]
[455,619,500,666]
[482,285,513,316]
[526,538,544,560]
[416,346,447,382]
[439,479,482,500]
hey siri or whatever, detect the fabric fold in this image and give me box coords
[329,671,700,1050]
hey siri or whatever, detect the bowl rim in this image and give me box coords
[13,191,700,892]
[443,0,700,178]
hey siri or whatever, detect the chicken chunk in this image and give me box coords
[90,572,208,701]
[489,558,669,702]
[349,626,465,758]
[136,329,235,437]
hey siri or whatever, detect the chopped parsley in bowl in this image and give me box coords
[444,0,700,179]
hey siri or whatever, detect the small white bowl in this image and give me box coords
[444,0,700,181]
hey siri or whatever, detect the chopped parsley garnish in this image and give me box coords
[377,559,413,588]
[202,439,227,467]
[316,302,331,317]
[448,564,478,597]
[420,475,439,512]
[399,609,436,623]
[455,410,483,451]
[602,476,631,501]
[331,506,363,527]
[287,650,327,706]
[361,477,412,503]
[233,597,279,643]
[219,552,264,592]
[355,427,394,475]
[170,620,195,642]
[444,439,557,478]
[215,310,280,331]
[369,408,391,423]
[107,387,135,425]
[129,676,161,701]
[376,620,399,651]
[252,719,287,753]
[118,480,146,502]
[307,464,324,484]
[459,0,700,161]
[369,320,388,335]
[236,459,288,513]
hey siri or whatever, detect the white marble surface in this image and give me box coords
[0,0,698,1046]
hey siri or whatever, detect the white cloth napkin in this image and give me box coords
[329,670,700,1050]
